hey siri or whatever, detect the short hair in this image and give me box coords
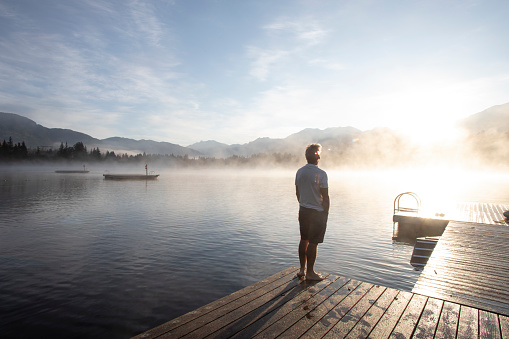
[305,143,322,163]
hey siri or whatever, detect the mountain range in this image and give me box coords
[1,102,509,159]
[460,102,509,133]
[0,112,201,157]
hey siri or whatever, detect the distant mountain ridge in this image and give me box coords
[460,102,509,134]
[188,127,361,158]
[0,111,362,158]
[0,112,97,147]
[1,102,509,158]
[0,112,200,157]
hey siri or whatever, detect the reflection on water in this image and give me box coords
[1,167,508,338]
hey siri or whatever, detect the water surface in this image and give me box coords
[1,166,508,338]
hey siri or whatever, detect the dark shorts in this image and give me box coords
[299,207,328,244]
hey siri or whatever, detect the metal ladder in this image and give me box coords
[393,192,421,239]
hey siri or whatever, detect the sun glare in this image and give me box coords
[400,121,465,146]
[394,168,474,219]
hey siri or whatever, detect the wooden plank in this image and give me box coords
[345,288,400,339]
[413,297,443,338]
[457,306,478,339]
[389,293,427,338]
[488,203,501,224]
[479,310,501,339]
[367,291,413,339]
[435,301,460,339]
[500,315,509,338]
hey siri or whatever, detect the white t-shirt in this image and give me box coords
[295,164,328,212]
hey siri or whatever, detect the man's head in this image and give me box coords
[305,143,321,164]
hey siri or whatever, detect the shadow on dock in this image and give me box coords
[133,266,509,338]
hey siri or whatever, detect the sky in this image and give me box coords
[1,0,509,146]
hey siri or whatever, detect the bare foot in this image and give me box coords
[306,272,325,281]
[296,270,306,279]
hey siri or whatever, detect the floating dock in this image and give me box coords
[135,202,509,338]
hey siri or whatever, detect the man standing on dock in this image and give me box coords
[295,143,330,281]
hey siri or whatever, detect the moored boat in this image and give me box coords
[103,164,159,180]
[56,170,90,173]
[103,173,159,180]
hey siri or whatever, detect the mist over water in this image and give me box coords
[1,166,509,338]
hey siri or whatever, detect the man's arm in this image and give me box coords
[296,186,300,202]
[320,187,329,214]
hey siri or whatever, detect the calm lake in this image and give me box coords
[1,165,509,338]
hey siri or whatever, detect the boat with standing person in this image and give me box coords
[103,164,159,180]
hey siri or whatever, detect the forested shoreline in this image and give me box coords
[0,137,301,168]
[2,133,509,170]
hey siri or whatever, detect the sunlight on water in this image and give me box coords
[390,168,509,217]
[1,167,508,338]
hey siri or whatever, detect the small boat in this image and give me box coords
[56,165,89,173]
[103,173,159,180]
[103,164,159,180]
[56,170,90,173]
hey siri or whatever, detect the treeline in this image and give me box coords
[0,138,301,168]
[0,139,107,162]
[0,137,28,159]
[8,134,503,169]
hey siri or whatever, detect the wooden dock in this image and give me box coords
[134,266,509,338]
[413,220,509,317]
[448,202,509,225]
[393,201,508,240]
[135,202,509,338]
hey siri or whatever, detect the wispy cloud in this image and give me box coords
[308,58,347,71]
[127,0,166,46]
[82,0,116,15]
[263,18,328,46]
[246,16,329,82]
[0,2,16,18]
[246,47,288,82]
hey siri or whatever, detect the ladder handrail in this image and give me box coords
[394,192,421,216]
